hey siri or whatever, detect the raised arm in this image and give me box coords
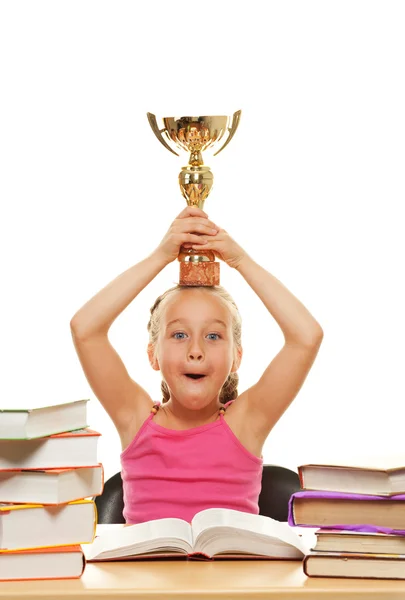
[70,252,168,444]
[70,206,219,445]
[190,227,323,439]
[234,254,323,436]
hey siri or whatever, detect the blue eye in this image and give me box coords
[172,332,220,341]
[173,332,187,339]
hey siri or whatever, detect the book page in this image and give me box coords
[191,508,309,554]
[84,518,193,561]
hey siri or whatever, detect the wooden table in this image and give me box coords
[2,560,405,600]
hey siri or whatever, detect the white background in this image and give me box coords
[1,1,404,481]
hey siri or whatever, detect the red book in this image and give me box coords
[0,464,104,504]
[0,500,96,551]
[0,428,100,470]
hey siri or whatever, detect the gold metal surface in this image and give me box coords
[147,111,241,274]
[146,112,241,160]
[182,254,210,263]
[146,111,241,209]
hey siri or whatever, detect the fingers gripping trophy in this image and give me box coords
[146,111,241,286]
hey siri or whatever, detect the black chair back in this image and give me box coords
[96,471,125,524]
[95,465,300,524]
[258,464,301,521]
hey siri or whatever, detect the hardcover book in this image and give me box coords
[312,529,405,555]
[0,428,100,470]
[0,545,85,581]
[304,551,405,580]
[84,508,310,562]
[288,491,405,534]
[0,465,104,504]
[0,499,96,550]
[298,463,405,496]
[0,400,89,439]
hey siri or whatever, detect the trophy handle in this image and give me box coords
[146,112,180,156]
[213,109,242,156]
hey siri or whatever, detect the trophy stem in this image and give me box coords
[178,156,217,284]
[179,165,213,209]
[189,150,203,166]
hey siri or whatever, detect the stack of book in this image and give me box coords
[288,462,405,580]
[0,400,103,581]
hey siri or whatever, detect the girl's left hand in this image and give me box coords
[190,225,247,269]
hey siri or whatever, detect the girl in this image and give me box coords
[70,206,323,524]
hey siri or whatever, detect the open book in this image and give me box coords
[84,508,310,561]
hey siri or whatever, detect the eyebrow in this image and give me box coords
[166,319,228,330]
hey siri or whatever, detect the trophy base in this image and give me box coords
[179,261,220,287]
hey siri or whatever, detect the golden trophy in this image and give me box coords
[147,111,241,286]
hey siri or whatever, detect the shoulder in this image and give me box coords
[223,393,265,457]
[223,394,248,422]
[119,399,156,450]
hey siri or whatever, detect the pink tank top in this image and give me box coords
[120,400,263,524]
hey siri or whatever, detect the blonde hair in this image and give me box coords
[147,285,242,404]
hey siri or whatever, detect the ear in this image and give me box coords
[147,343,160,371]
[231,346,243,372]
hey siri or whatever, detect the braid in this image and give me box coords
[219,372,239,403]
[161,380,170,403]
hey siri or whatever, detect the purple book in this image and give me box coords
[288,491,405,535]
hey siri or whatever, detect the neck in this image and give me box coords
[163,398,223,427]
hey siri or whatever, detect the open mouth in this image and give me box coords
[184,374,206,380]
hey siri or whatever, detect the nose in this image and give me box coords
[187,341,204,362]
[188,349,204,361]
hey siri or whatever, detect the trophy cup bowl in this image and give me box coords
[147,110,241,286]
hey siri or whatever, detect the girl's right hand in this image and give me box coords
[153,206,219,265]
